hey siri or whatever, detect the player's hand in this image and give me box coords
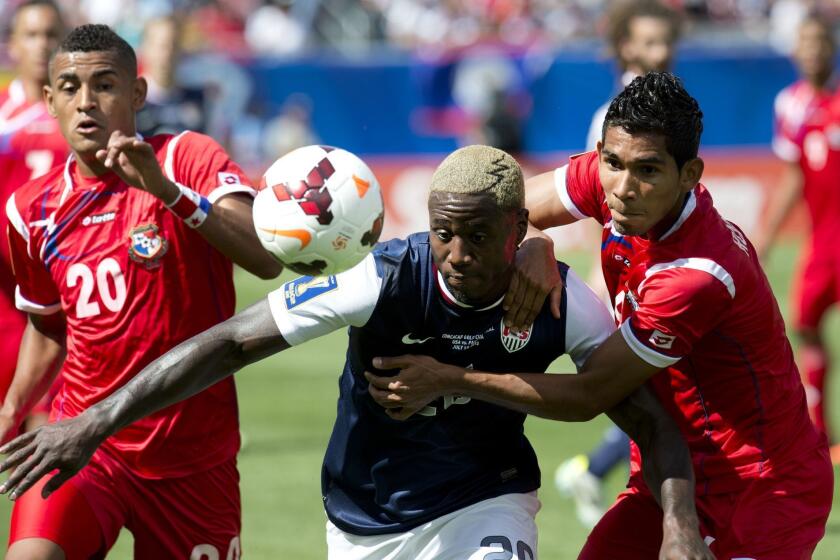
[96,131,171,200]
[659,521,714,560]
[503,234,563,332]
[365,355,463,421]
[0,413,103,500]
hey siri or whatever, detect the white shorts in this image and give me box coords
[326,492,541,560]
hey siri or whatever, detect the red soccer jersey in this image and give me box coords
[773,78,840,244]
[0,79,68,334]
[6,131,255,478]
[555,151,823,494]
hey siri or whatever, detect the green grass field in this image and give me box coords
[1,241,839,558]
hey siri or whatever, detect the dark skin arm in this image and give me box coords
[366,328,660,422]
[0,299,286,499]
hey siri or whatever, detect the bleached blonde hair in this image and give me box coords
[429,145,524,211]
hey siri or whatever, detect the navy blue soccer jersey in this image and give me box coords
[267,232,614,535]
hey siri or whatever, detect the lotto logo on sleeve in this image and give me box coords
[283,275,338,309]
[218,172,242,186]
[649,329,676,349]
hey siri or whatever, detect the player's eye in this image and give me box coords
[639,165,658,175]
[60,84,77,94]
[606,157,621,170]
[435,231,452,242]
[471,232,488,244]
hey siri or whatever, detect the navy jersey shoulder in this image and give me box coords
[322,232,571,535]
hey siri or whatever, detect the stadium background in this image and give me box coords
[1,0,839,557]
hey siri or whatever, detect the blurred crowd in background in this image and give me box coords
[1,0,839,57]
[0,0,837,173]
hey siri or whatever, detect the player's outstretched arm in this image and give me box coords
[367,328,660,422]
[753,160,803,260]
[0,299,287,500]
[607,388,713,560]
[0,313,66,445]
[96,131,281,279]
[503,171,579,331]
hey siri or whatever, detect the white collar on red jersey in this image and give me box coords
[436,270,505,311]
[658,189,697,241]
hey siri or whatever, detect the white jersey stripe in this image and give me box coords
[554,165,586,221]
[164,131,190,183]
[620,320,680,368]
[5,192,28,242]
[639,257,736,299]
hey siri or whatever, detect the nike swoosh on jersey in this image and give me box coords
[401,333,434,344]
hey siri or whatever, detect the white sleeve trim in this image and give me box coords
[15,286,60,315]
[164,130,190,183]
[563,268,615,370]
[620,320,680,368]
[267,253,382,346]
[208,184,258,203]
[554,165,586,221]
[639,257,736,299]
[5,192,28,242]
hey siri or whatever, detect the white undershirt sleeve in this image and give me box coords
[563,268,615,370]
[267,253,382,346]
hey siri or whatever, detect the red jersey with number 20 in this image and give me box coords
[554,151,824,495]
[5,131,255,478]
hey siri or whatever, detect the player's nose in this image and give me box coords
[447,237,473,268]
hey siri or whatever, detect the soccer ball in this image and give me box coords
[253,145,385,276]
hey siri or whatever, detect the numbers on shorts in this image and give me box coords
[190,536,241,560]
[66,258,127,318]
[480,536,534,560]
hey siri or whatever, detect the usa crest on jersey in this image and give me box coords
[500,319,532,353]
[128,223,169,269]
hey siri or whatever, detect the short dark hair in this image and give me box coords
[603,72,703,169]
[8,0,63,39]
[52,24,137,76]
[607,0,681,63]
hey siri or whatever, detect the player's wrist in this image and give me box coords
[164,183,213,229]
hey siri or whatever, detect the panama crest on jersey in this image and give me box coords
[500,318,532,353]
[128,223,169,269]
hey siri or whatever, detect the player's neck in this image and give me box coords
[807,71,834,91]
[648,192,690,241]
[74,153,110,178]
[16,75,46,104]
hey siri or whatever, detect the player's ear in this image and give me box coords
[515,208,528,245]
[43,85,57,118]
[679,157,704,192]
[132,76,148,112]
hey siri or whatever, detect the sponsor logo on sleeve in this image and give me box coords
[500,318,532,353]
[283,275,338,309]
[401,333,434,345]
[649,329,676,350]
[218,172,242,186]
[127,223,168,269]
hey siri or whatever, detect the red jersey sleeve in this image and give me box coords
[5,193,60,315]
[554,150,605,224]
[772,87,802,163]
[620,262,734,368]
[164,131,257,202]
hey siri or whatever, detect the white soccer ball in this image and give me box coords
[253,145,385,276]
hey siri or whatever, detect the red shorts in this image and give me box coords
[579,447,833,559]
[9,447,241,560]
[793,246,840,331]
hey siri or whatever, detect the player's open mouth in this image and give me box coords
[76,119,101,133]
